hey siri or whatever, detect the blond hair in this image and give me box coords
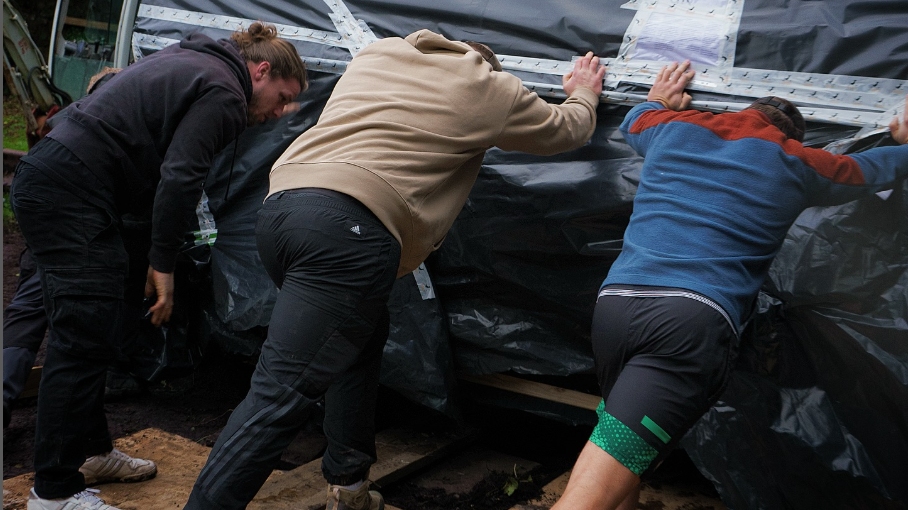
[87,67,121,94]
[232,21,308,92]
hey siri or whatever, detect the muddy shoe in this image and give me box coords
[27,488,121,510]
[326,481,384,510]
[79,449,157,485]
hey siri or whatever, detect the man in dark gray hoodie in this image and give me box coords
[10,22,308,510]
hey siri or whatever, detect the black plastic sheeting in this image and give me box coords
[682,175,908,508]
[132,1,908,507]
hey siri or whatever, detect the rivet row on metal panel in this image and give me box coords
[134,0,905,134]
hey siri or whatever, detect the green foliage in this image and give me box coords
[3,94,29,152]
[501,464,533,497]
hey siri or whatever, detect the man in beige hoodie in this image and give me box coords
[184,29,605,510]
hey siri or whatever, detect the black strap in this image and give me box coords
[755,97,796,117]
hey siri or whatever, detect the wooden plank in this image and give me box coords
[249,427,476,510]
[18,366,42,399]
[459,373,601,411]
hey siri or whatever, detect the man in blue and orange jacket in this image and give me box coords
[553,60,908,510]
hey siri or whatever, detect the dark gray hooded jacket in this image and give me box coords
[39,34,252,272]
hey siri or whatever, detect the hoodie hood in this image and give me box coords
[405,29,473,57]
[180,34,253,103]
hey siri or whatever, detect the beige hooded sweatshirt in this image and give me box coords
[269,29,599,276]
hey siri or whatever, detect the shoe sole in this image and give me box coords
[83,466,157,486]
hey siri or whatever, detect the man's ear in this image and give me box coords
[249,61,271,82]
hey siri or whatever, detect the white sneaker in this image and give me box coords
[79,448,157,485]
[27,488,120,510]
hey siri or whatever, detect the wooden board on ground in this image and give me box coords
[459,374,601,411]
[2,427,469,510]
[17,366,41,399]
[251,427,474,510]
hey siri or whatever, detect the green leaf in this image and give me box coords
[502,475,519,496]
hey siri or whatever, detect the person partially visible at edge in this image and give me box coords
[551,60,908,510]
[10,21,308,510]
[3,68,122,431]
[182,29,606,510]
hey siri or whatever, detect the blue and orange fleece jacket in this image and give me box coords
[606,101,908,334]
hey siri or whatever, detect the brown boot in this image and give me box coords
[325,480,384,510]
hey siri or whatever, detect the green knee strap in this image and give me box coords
[588,400,659,476]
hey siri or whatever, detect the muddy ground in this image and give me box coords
[2,205,723,509]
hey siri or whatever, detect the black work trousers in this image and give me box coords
[3,247,47,351]
[10,140,125,499]
[3,247,47,408]
[185,188,401,510]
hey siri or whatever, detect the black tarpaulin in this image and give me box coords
[132,1,908,507]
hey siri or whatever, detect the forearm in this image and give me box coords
[851,145,908,189]
[148,183,203,272]
[497,86,598,155]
